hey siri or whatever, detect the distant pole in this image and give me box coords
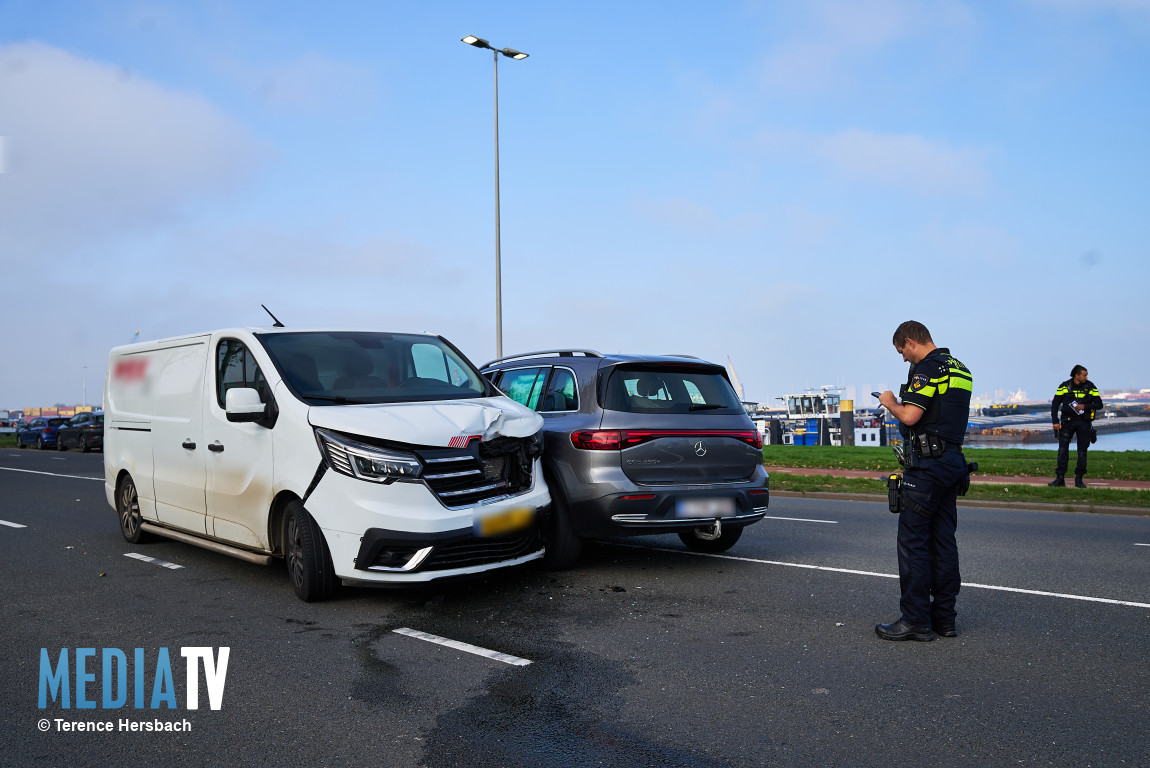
[82,366,87,407]
[461,35,529,360]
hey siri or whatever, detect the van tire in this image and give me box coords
[677,524,743,553]
[117,475,150,544]
[284,500,338,602]
[542,494,582,570]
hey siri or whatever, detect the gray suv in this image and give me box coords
[481,350,769,568]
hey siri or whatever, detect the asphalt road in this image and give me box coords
[1,450,1147,768]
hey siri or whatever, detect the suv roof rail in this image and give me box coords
[661,353,702,359]
[481,349,604,368]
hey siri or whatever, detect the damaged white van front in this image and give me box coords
[104,328,551,601]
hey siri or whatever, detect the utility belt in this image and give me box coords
[909,431,949,459]
[887,459,979,515]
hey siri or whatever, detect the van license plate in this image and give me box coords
[473,506,535,538]
[676,497,735,518]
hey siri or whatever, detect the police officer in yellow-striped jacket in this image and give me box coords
[878,321,973,642]
[1049,365,1103,488]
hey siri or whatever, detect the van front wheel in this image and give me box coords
[283,501,338,602]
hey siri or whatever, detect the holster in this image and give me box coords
[887,474,902,514]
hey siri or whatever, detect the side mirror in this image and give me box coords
[225,388,267,423]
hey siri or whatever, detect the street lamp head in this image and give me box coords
[501,47,529,60]
[461,35,491,49]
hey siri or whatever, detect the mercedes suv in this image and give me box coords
[482,350,768,568]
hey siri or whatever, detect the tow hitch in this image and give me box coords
[695,519,723,541]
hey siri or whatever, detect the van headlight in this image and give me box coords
[315,428,422,483]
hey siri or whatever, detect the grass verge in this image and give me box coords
[768,471,1150,509]
[762,445,1150,481]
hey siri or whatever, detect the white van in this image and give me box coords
[104,328,551,601]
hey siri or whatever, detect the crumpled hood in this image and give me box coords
[307,397,543,446]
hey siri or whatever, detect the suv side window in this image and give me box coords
[499,367,548,411]
[217,339,270,407]
[541,367,578,412]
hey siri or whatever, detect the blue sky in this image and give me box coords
[2,0,1148,410]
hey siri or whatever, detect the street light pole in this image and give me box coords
[461,35,529,360]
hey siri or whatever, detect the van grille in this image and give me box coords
[417,441,534,508]
[422,530,541,571]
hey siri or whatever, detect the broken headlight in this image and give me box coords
[315,428,422,483]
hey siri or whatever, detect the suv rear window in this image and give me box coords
[603,366,744,415]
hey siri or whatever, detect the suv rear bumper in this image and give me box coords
[567,486,769,538]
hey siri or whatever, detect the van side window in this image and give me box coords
[217,340,270,407]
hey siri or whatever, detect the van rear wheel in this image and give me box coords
[117,475,150,543]
[283,500,338,602]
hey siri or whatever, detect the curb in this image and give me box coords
[769,490,1150,517]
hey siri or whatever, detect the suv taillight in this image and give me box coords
[571,430,621,450]
[571,430,762,450]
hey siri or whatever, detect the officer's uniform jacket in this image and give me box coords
[1051,379,1103,425]
[901,348,973,444]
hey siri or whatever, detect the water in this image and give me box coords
[965,430,1150,452]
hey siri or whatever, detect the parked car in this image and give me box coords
[104,327,552,601]
[481,350,769,568]
[57,411,104,452]
[16,416,69,449]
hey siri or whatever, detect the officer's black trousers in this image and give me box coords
[1056,420,1091,477]
[896,451,965,628]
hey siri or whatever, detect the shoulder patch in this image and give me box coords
[910,373,928,391]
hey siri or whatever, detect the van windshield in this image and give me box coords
[257,332,489,405]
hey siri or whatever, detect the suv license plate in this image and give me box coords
[676,497,735,518]
[473,506,535,538]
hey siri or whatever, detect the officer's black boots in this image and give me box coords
[1075,475,1087,488]
[1048,476,1065,487]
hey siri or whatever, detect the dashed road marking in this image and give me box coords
[1137,543,1149,547]
[0,466,103,481]
[124,552,183,570]
[0,519,27,528]
[763,515,838,524]
[611,543,1150,610]
[393,627,532,666]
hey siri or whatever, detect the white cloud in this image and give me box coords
[758,0,975,92]
[817,129,988,194]
[0,41,262,265]
[210,52,377,112]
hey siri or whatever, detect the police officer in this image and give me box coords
[877,321,973,642]
[1049,365,1103,488]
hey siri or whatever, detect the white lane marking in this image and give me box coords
[1136,543,1149,547]
[392,627,531,666]
[763,515,838,524]
[611,544,1150,610]
[0,466,103,482]
[0,519,27,528]
[124,552,183,570]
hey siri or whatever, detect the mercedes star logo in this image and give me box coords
[694,440,707,457]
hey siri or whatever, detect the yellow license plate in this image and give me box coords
[473,506,535,538]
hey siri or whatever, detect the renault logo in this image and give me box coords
[694,440,707,457]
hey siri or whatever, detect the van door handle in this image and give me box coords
[208,442,224,453]
[182,440,197,450]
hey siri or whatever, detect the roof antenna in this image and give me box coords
[261,305,285,328]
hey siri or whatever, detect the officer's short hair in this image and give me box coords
[893,320,933,348]
[1071,364,1087,378]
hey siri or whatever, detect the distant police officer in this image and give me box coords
[877,321,973,642]
[1049,365,1104,488]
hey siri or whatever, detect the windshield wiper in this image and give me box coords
[302,394,364,404]
[689,403,725,411]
